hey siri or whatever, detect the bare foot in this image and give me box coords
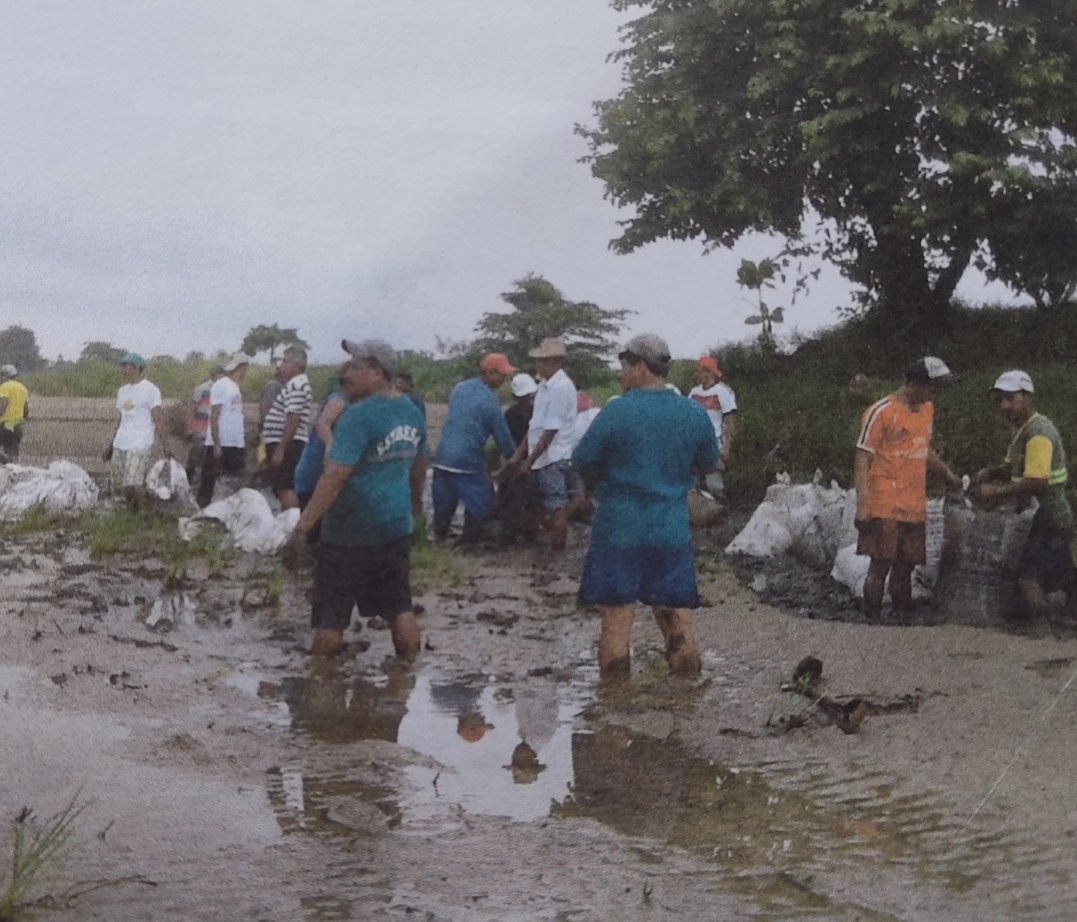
[310,628,345,658]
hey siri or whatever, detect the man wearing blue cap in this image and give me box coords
[103,353,163,501]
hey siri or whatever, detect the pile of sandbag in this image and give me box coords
[178,488,298,554]
[145,458,196,508]
[0,461,99,520]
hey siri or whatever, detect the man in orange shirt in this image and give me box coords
[854,357,962,619]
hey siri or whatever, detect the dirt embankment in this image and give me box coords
[2,513,1076,921]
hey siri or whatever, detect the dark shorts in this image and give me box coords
[0,424,23,461]
[1018,516,1074,594]
[264,440,305,496]
[856,518,926,566]
[311,538,413,632]
[578,543,700,609]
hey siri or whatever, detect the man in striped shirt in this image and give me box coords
[854,357,962,620]
[260,346,313,510]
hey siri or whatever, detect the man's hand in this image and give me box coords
[280,529,313,571]
[270,446,285,469]
[102,445,113,463]
[213,445,223,460]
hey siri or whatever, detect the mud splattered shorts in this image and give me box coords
[311,538,413,632]
[855,518,926,566]
[110,447,152,491]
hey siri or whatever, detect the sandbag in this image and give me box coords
[726,478,848,567]
[178,488,299,554]
[0,461,99,520]
[932,503,1036,625]
[146,458,195,506]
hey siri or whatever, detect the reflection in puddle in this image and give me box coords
[146,591,197,631]
[558,725,1074,919]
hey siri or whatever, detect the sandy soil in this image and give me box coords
[1,504,1076,922]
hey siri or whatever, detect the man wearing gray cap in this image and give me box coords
[972,370,1074,618]
[572,334,717,678]
[289,339,427,659]
[0,365,29,462]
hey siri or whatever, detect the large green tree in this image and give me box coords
[240,324,309,363]
[0,325,46,372]
[581,0,1077,327]
[474,274,631,387]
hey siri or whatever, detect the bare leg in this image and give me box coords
[311,628,345,658]
[653,607,702,677]
[549,508,569,551]
[599,605,635,676]
[1017,579,1048,619]
[390,611,421,660]
[889,562,914,611]
[863,558,890,620]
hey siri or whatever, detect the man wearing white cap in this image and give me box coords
[198,352,251,506]
[0,365,29,462]
[854,357,962,620]
[972,370,1073,617]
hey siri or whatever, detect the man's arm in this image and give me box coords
[0,397,8,418]
[209,404,223,457]
[926,449,961,491]
[151,405,165,452]
[295,461,353,535]
[271,413,303,467]
[853,448,873,521]
[410,454,428,519]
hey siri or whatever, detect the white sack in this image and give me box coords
[726,479,849,567]
[178,488,299,553]
[146,458,195,506]
[0,461,98,520]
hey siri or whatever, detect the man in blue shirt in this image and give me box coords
[431,353,518,542]
[289,339,427,659]
[573,334,717,678]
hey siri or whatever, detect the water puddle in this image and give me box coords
[557,724,1075,919]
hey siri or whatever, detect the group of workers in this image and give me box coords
[854,358,1073,622]
[3,339,1066,676]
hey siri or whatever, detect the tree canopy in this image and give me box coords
[473,274,631,387]
[79,341,127,364]
[240,325,309,363]
[0,325,46,372]
[581,0,1077,325]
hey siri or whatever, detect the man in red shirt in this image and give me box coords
[854,357,962,619]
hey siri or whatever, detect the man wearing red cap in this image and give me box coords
[688,355,737,494]
[431,353,519,542]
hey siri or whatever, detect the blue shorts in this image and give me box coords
[532,459,581,512]
[578,543,700,609]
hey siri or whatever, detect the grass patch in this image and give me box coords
[0,504,62,538]
[0,795,87,921]
[410,540,468,592]
[77,505,233,581]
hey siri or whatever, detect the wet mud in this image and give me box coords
[1,520,1076,920]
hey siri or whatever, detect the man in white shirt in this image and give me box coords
[511,338,579,551]
[687,355,737,495]
[103,353,163,503]
[198,352,251,507]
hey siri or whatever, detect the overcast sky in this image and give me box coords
[1,1,1014,364]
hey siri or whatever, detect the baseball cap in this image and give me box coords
[341,338,398,377]
[905,356,955,387]
[510,372,538,397]
[618,333,672,369]
[991,369,1034,394]
[120,352,146,369]
[528,338,569,359]
[479,353,515,376]
[697,355,722,376]
[0,364,17,376]
[223,352,252,373]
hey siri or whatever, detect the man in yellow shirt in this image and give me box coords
[972,370,1074,618]
[0,365,30,462]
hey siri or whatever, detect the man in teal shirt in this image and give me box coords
[291,339,427,659]
[572,334,717,678]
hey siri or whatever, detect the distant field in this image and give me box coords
[18,398,449,475]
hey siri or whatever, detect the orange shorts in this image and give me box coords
[856,518,926,566]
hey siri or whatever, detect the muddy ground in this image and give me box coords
[2,507,1077,921]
